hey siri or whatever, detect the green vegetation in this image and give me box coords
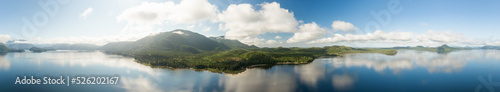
[0,43,8,54]
[101,29,399,74]
[127,46,395,74]
[325,46,397,56]
[1,43,26,54]
[29,47,54,52]
[8,49,25,52]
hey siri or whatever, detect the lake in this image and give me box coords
[1,50,499,92]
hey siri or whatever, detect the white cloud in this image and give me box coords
[238,37,265,45]
[309,30,475,46]
[0,35,10,43]
[265,40,278,44]
[172,31,184,35]
[80,7,94,20]
[218,2,299,45]
[202,26,211,31]
[187,25,195,29]
[116,0,218,25]
[274,36,282,39]
[287,22,326,43]
[485,40,500,46]
[331,21,358,33]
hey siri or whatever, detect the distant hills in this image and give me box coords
[5,40,35,50]
[47,43,100,50]
[481,45,500,50]
[390,44,477,54]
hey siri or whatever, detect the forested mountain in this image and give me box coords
[100,29,256,54]
[0,43,8,54]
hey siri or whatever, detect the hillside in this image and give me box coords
[101,29,255,54]
[0,43,8,54]
[481,45,500,50]
[6,42,34,50]
[208,36,258,50]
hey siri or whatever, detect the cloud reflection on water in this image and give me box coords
[0,55,9,71]
[325,50,500,74]
[8,51,162,78]
[4,50,500,91]
[223,68,296,92]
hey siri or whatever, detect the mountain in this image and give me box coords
[101,29,255,54]
[5,40,34,50]
[29,47,53,52]
[100,41,135,52]
[481,45,500,49]
[0,43,8,54]
[208,36,257,50]
[49,43,100,50]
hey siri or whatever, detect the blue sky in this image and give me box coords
[1,0,500,47]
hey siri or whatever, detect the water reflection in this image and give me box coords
[294,62,325,87]
[0,54,9,71]
[223,69,296,92]
[327,50,500,74]
[332,74,356,90]
[121,76,161,92]
[2,50,500,91]
[11,51,161,78]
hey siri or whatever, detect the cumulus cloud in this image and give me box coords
[80,7,93,20]
[0,35,10,43]
[287,22,326,43]
[309,30,474,46]
[218,2,299,44]
[117,0,218,25]
[265,40,278,44]
[485,40,500,46]
[331,21,358,33]
[274,36,282,39]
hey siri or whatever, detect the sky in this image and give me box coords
[1,0,500,47]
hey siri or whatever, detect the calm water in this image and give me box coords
[1,50,500,92]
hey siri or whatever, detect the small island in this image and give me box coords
[28,47,54,53]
